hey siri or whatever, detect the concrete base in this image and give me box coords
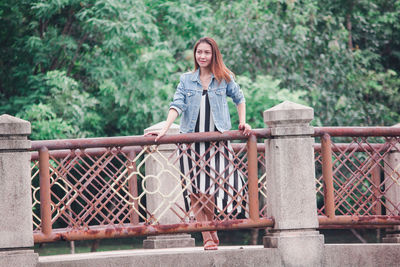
[382,226,400,243]
[263,229,324,267]
[143,234,195,249]
[0,249,38,267]
[382,234,400,243]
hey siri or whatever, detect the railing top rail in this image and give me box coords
[29,126,400,151]
[30,128,271,151]
[314,126,400,137]
[30,146,143,160]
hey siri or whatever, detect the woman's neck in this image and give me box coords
[199,67,212,77]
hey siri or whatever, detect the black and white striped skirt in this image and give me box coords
[179,91,247,218]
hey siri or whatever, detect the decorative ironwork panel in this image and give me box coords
[31,160,41,231]
[257,151,267,217]
[31,140,270,235]
[316,136,400,217]
[314,149,325,216]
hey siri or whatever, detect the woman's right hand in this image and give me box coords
[144,128,167,142]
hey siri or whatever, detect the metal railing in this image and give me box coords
[31,129,273,243]
[314,127,400,228]
[30,127,400,243]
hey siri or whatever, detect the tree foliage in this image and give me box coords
[1,0,399,140]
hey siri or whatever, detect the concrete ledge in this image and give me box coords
[143,234,195,249]
[0,139,31,150]
[324,244,400,267]
[37,243,400,267]
[38,246,280,267]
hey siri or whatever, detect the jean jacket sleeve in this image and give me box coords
[226,77,245,105]
[169,75,186,115]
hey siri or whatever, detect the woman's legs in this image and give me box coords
[201,194,219,245]
[190,193,218,249]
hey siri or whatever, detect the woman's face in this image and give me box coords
[196,42,212,69]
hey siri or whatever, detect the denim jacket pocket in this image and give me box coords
[185,90,197,104]
[186,90,196,97]
[214,88,228,108]
[215,87,226,96]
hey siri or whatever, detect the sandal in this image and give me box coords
[210,231,219,245]
[203,239,218,250]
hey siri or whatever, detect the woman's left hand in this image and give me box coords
[239,123,252,136]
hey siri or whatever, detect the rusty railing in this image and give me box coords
[31,129,273,243]
[314,127,400,228]
[30,126,400,243]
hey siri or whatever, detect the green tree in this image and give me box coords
[211,0,400,126]
[1,0,400,140]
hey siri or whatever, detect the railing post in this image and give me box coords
[371,165,382,216]
[142,121,195,249]
[39,147,52,236]
[127,150,139,225]
[247,134,260,221]
[0,114,38,266]
[321,133,335,218]
[262,101,324,266]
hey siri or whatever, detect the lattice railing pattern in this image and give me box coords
[31,142,267,233]
[31,132,400,237]
[31,148,140,231]
[316,136,400,217]
[31,161,41,230]
[314,149,324,215]
[257,151,267,217]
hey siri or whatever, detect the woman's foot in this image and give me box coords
[210,231,219,245]
[203,238,218,250]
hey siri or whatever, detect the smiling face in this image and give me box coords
[195,42,213,69]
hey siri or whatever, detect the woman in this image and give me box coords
[146,37,251,250]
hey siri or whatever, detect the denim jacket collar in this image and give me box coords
[170,71,245,133]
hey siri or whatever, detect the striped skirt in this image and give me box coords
[179,90,247,218]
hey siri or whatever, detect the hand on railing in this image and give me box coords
[239,123,252,136]
[144,129,167,142]
[144,109,178,142]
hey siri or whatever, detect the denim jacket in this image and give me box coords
[170,69,245,133]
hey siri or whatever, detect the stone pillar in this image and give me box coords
[0,114,38,266]
[262,101,324,267]
[142,121,195,249]
[383,123,400,243]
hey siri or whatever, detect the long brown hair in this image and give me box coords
[193,37,232,83]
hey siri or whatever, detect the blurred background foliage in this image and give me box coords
[1,0,400,140]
